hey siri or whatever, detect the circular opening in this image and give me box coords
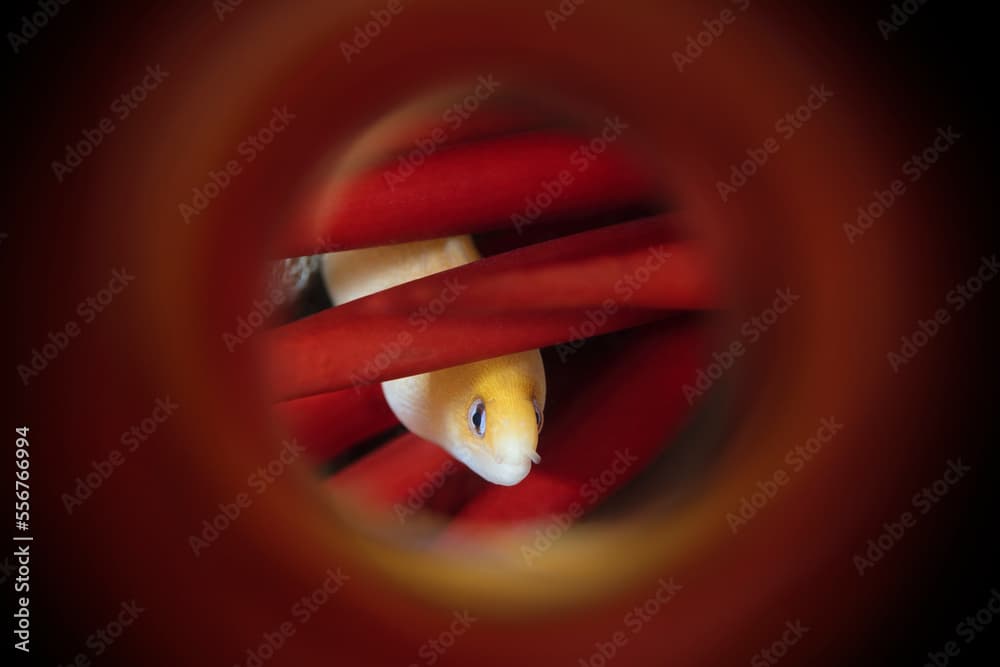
[257,81,734,605]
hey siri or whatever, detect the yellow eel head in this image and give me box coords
[437,350,546,486]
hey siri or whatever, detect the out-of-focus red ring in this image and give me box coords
[106,1,949,664]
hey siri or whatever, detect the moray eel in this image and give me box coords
[322,237,546,485]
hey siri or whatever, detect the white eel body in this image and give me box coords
[322,237,546,486]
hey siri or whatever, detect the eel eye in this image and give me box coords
[533,399,543,434]
[468,398,486,438]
